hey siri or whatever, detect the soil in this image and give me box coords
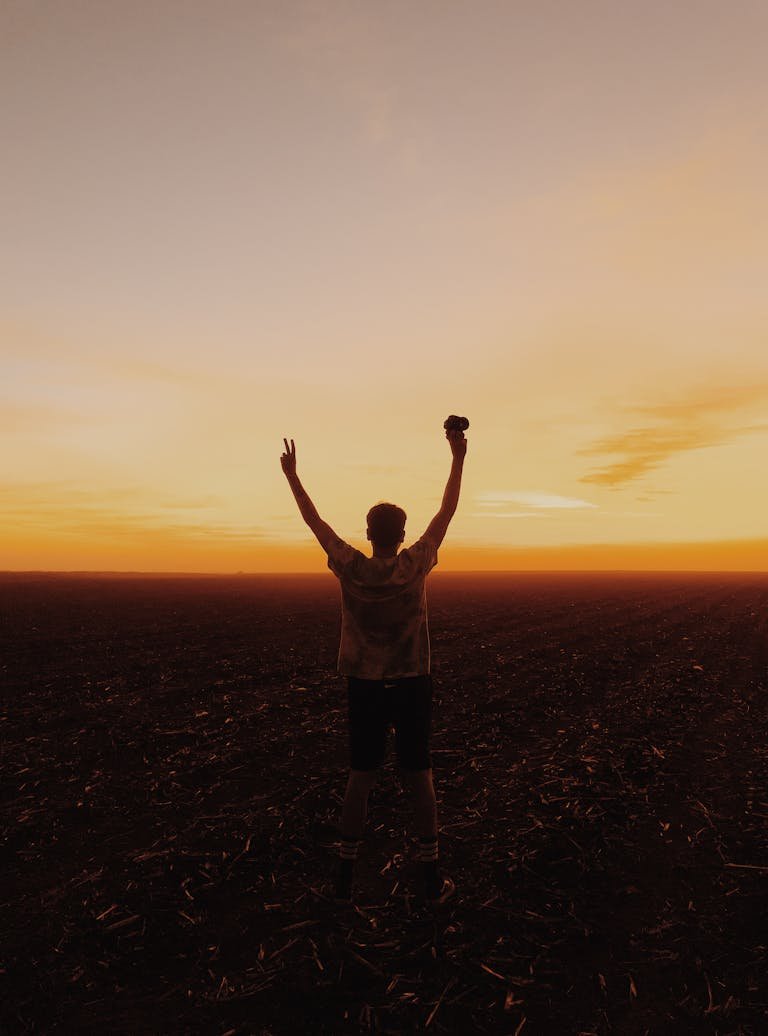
[2,571,768,1034]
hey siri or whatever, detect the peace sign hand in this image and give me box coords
[280,438,297,477]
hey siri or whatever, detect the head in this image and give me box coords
[366,502,406,553]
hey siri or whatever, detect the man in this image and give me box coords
[280,426,467,905]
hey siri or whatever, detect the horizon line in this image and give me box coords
[3,568,767,577]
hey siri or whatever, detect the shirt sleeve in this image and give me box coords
[326,535,358,578]
[405,536,439,575]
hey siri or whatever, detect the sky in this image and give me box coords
[3,0,768,572]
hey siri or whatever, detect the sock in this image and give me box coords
[335,837,360,897]
[340,836,361,864]
[418,835,439,890]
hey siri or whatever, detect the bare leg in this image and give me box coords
[341,769,378,839]
[402,768,438,839]
[400,768,451,901]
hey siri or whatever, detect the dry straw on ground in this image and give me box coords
[2,572,768,1033]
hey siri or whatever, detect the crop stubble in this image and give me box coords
[1,572,767,1034]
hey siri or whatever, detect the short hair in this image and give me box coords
[366,502,406,548]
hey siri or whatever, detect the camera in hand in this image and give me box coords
[443,415,469,432]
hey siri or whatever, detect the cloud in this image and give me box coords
[158,495,223,509]
[631,383,768,420]
[469,511,552,519]
[344,464,400,475]
[0,482,261,541]
[0,482,142,505]
[579,383,768,487]
[635,490,675,501]
[476,490,598,510]
[593,509,665,518]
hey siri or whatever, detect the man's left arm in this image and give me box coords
[280,438,338,552]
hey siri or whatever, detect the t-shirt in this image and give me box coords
[326,534,439,680]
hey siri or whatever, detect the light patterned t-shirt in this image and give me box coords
[326,535,439,680]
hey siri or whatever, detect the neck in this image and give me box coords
[372,544,398,558]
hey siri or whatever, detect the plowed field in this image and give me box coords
[2,572,767,1034]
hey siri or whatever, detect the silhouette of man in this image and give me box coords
[280,426,467,904]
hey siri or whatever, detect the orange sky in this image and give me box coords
[3,2,768,572]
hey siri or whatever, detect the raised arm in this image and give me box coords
[423,428,467,548]
[280,438,338,552]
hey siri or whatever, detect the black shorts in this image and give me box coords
[347,674,433,772]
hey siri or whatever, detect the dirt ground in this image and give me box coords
[2,571,768,1034]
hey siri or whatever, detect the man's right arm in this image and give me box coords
[280,438,339,553]
[423,429,467,549]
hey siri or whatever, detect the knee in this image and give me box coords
[400,767,434,795]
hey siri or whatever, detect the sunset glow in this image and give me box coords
[3,2,768,572]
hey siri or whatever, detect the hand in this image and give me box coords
[280,438,297,477]
[445,427,467,460]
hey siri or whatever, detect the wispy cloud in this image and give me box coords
[0,483,260,541]
[630,384,768,420]
[580,383,768,487]
[344,464,400,475]
[469,511,552,519]
[635,490,675,501]
[158,495,223,510]
[477,490,598,510]
[0,483,142,505]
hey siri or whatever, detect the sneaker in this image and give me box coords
[424,874,456,905]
